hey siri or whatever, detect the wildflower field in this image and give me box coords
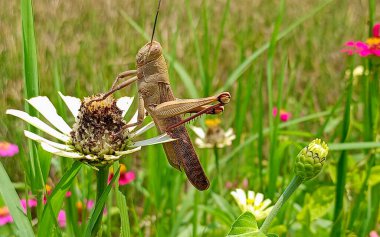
[0,0,379,236]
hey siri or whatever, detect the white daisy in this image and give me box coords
[190,118,235,149]
[6,92,175,168]
[230,188,273,221]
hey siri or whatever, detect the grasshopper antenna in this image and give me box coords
[150,0,162,45]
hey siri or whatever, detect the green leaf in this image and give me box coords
[116,190,131,237]
[0,162,34,237]
[227,212,266,237]
[84,166,120,237]
[38,161,82,237]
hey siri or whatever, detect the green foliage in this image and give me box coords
[227,212,266,237]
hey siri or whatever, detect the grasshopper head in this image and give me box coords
[136,41,163,66]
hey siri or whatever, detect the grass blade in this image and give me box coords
[0,162,34,237]
[38,161,82,237]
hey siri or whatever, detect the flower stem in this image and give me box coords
[92,166,109,237]
[260,175,303,234]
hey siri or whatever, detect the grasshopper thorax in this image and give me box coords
[136,41,163,67]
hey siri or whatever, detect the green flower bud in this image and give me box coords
[294,139,328,180]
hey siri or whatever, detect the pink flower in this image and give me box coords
[57,210,66,227]
[20,199,37,212]
[370,231,379,237]
[272,107,291,122]
[342,23,380,57]
[0,207,13,226]
[0,141,19,157]
[108,164,135,186]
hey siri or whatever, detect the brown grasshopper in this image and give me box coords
[90,1,231,190]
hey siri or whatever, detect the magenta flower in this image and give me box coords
[57,210,66,227]
[108,164,135,186]
[20,199,37,212]
[0,141,19,157]
[342,23,380,57]
[0,207,13,226]
[273,107,291,122]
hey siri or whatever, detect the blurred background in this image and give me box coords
[0,0,379,236]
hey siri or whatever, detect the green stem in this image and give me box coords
[214,146,219,177]
[92,166,109,237]
[260,176,303,234]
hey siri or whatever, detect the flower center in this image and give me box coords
[0,207,10,217]
[366,37,380,50]
[205,118,221,128]
[70,95,130,158]
[0,142,10,151]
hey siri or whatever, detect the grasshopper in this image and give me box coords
[90,1,231,190]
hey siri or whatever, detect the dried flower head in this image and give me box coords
[6,92,174,168]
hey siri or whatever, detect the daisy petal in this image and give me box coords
[116,97,134,117]
[58,92,81,119]
[133,122,155,136]
[41,142,83,159]
[84,154,97,160]
[261,199,272,209]
[255,193,264,206]
[115,147,141,156]
[104,155,122,161]
[27,96,72,135]
[225,128,234,137]
[6,109,70,143]
[127,109,145,131]
[131,133,175,147]
[24,131,74,151]
[190,126,206,139]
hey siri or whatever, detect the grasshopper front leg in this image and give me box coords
[88,70,137,104]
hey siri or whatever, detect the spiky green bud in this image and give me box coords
[294,139,328,181]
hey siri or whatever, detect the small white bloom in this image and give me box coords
[345,65,369,78]
[231,188,273,221]
[190,119,235,149]
[6,92,175,168]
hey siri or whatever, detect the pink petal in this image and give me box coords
[0,215,13,226]
[57,210,66,227]
[373,24,380,38]
[280,112,291,122]
[272,107,278,117]
[86,200,95,210]
[345,41,356,46]
[370,231,379,237]
[119,171,136,186]
[0,142,19,158]
[20,199,37,211]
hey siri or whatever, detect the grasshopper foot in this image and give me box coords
[218,92,231,104]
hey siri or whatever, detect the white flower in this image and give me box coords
[230,188,273,221]
[190,119,235,149]
[6,92,175,168]
[345,65,369,78]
